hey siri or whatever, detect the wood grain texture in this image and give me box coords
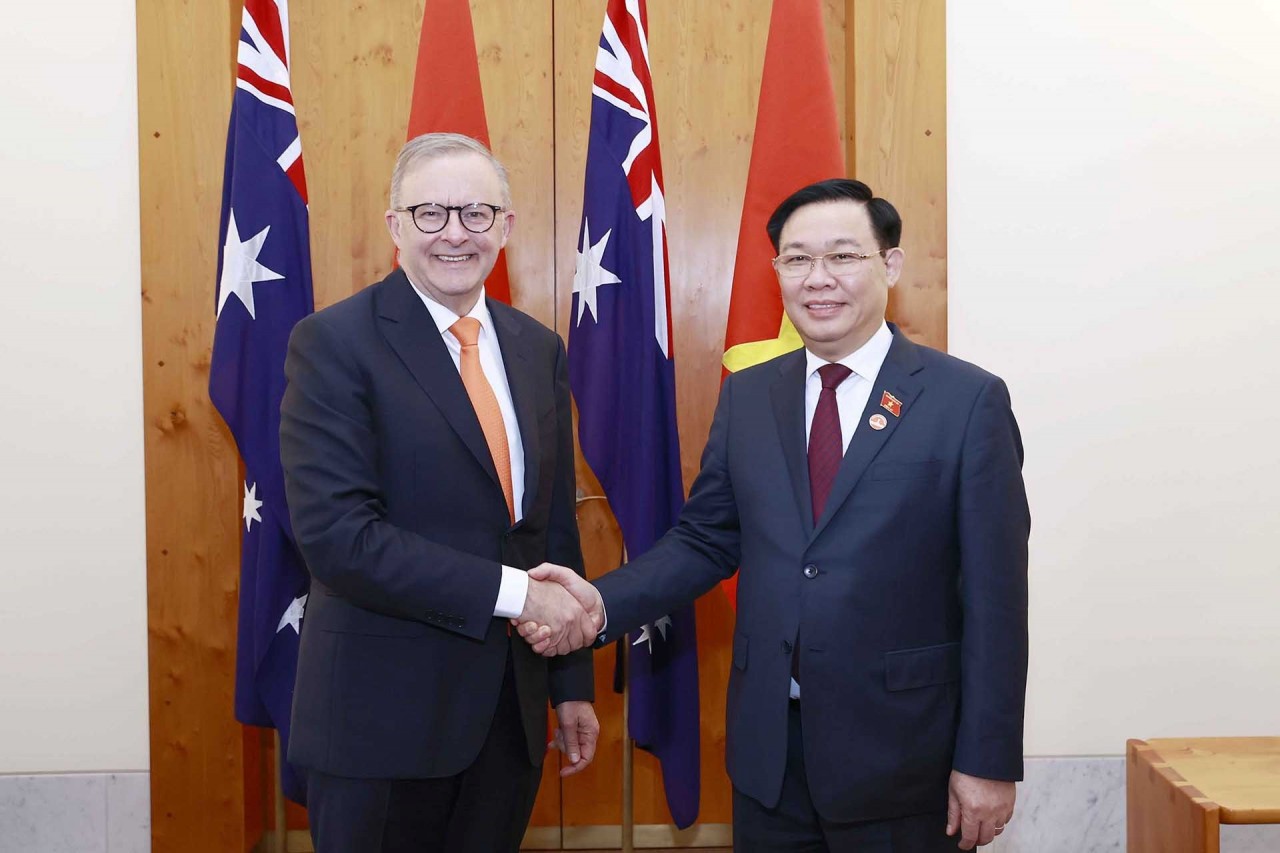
[473,1,557,326]
[851,0,947,351]
[1128,739,1221,853]
[290,0,418,308]
[143,0,944,841]
[138,0,251,846]
[1144,738,1280,824]
[553,0,849,828]
[468,1,563,828]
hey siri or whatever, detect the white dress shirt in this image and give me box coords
[410,283,530,620]
[793,320,894,698]
[803,321,894,454]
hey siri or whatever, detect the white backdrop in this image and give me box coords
[0,0,147,772]
[949,0,1280,755]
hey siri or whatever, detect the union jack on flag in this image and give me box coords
[567,0,700,829]
[208,0,314,804]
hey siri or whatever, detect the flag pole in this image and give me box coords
[576,495,635,851]
[619,539,634,853]
[622,642,634,853]
[273,732,287,853]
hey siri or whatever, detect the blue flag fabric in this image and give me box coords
[208,0,313,805]
[567,0,700,830]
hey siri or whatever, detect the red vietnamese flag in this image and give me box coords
[720,0,845,606]
[404,0,511,304]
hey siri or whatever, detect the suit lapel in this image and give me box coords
[374,273,501,490]
[811,327,926,542]
[770,350,815,537]
[489,300,540,522]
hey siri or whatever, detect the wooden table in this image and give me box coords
[1127,737,1280,852]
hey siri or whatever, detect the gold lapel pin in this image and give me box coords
[868,413,888,431]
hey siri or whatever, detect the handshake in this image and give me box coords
[512,564,604,656]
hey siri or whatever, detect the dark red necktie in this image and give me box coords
[808,363,853,523]
[796,363,854,688]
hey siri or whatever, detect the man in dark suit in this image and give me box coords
[523,179,1030,851]
[280,133,599,852]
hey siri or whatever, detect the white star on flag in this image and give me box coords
[276,594,308,635]
[573,218,622,325]
[632,615,673,653]
[217,209,285,319]
[242,481,264,532]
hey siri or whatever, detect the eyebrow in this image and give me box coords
[778,237,861,253]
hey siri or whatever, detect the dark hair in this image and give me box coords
[765,178,902,252]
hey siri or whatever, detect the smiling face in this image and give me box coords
[385,151,515,315]
[776,200,904,361]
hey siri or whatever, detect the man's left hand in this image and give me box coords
[946,769,1015,850]
[551,701,599,777]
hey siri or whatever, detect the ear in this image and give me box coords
[385,209,402,245]
[883,247,905,286]
[498,208,516,249]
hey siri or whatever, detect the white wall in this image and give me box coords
[949,0,1280,755]
[0,0,148,771]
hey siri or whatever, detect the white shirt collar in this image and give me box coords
[406,279,493,338]
[804,321,893,381]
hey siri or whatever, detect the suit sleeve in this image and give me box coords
[279,312,501,641]
[593,376,743,642]
[952,376,1031,781]
[544,338,594,704]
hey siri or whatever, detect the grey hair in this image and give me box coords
[389,132,512,209]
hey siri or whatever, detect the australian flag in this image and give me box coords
[208,0,313,805]
[567,0,700,829]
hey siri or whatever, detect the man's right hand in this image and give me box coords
[515,563,602,656]
[514,564,604,656]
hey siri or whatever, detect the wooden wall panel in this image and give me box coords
[142,0,942,845]
[474,3,558,328]
[852,0,948,351]
[138,0,249,846]
[467,3,562,828]
[553,0,848,831]
[290,0,419,309]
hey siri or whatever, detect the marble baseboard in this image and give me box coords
[0,772,149,853]
[990,756,1279,853]
[1,763,1276,852]
[990,756,1125,852]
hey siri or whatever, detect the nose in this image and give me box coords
[439,209,470,242]
[804,257,836,287]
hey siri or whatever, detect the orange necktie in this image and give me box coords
[450,317,515,523]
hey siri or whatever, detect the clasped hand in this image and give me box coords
[512,564,604,656]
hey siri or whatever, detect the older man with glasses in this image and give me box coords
[279,132,600,852]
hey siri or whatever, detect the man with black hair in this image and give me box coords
[522,179,1030,851]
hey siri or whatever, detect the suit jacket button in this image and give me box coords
[803,564,818,579]
[782,640,793,654]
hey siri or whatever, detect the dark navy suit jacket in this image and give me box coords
[279,270,592,779]
[595,325,1029,822]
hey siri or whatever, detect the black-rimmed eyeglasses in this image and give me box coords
[395,202,505,234]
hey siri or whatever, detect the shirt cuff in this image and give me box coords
[493,565,529,619]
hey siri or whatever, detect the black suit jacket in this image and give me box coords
[280,270,592,779]
[595,326,1029,822]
